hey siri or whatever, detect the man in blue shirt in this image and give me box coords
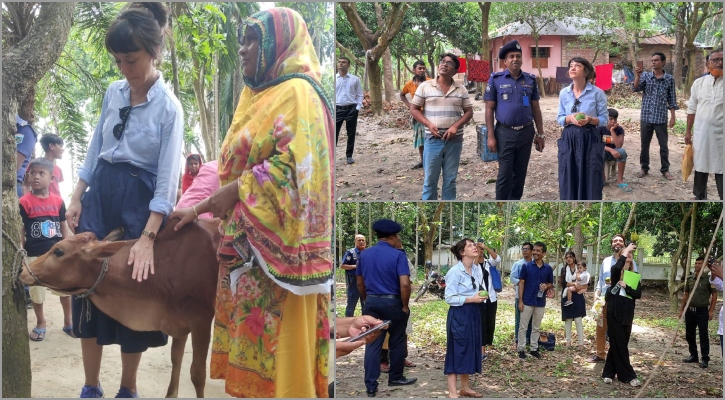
[633,52,678,180]
[357,219,416,396]
[336,56,364,165]
[485,40,545,200]
[517,241,553,359]
[510,242,533,346]
[15,112,38,198]
[341,234,366,317]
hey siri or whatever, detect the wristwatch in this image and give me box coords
[536,134,545,139]
[141,230,156,241]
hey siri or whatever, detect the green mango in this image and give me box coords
[479,290,489,297]
[574,113,586,121]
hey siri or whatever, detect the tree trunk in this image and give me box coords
[533,35,546,96]
[2,3,75,397]
[672,6,686,89]
[367,60,384,116]
[168,3,181,99]
[422,203,446,264]
[191,57,214,161]
[622,203,637,237]
[684,45,697,96]
[397,55,401,91]
[669,204,694,312]
[382,47,395,103]
[479,2,491,62]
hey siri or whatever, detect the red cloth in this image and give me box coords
[467,60,490,82]
[595,64,613,91]
[458,58,467,73]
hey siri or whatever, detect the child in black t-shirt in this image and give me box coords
[19,158,73,341]
[601,108,632,192]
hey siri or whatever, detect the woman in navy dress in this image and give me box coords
[444,238,487,397]
[65,3,183,398]
[557,57,609,200]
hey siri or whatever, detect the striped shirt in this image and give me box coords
[411,77,472,140]
[633,71,678,124]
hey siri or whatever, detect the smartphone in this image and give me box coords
[535,140,541,152]
[344,320,391,342]
[636,60,644,69]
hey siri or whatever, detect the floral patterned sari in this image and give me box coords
[209,8,333,398]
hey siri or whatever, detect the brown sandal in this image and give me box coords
[459,389,483,397]
[636,170,648,178]
[662,171,674,180]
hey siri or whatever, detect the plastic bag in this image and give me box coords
[682,143,694,182]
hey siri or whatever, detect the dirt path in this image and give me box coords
[27,297,230,398]
[335,96,717,201]
[335,286,723,398]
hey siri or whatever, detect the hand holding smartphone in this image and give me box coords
[344,320,391,342]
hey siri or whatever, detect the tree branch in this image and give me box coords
[336,40,365,67]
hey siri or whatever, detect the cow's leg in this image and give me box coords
[189,322,212,398]
[165,334,188,398]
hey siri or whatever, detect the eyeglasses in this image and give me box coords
[439,61,456,68]
[709,57,723,63]
[571,99,581,113]
[113,106,132,140]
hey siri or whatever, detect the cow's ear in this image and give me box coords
[85,241,126,258]
[102,228,125,242]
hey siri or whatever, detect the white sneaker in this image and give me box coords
[603,377,613,384]
[629,378,641,387]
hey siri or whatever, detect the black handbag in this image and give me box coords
[538,332,556,351]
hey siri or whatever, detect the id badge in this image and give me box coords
[523,95,530,107]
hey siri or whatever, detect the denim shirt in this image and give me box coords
[78,73,184,216]
[557,83,608,128]
[445,261,483,307]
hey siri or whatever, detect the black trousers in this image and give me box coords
[494,124,535,200]
[336,106,359,158]
[693,171,723,200]
[480,300,498,346]
[602,316,637,383]
[685,306,710,361]
[640,122,670,173]
[363,296,409,392]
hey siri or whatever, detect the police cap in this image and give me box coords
[498,40,522,60]
[372,219,402,238]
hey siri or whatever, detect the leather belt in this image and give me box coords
[336,104,356,110]
[367,294,400,299]
[497,121,534,131]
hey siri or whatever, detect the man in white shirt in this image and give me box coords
[685,48,723,200]
[708,261,723,357]
[335,57,364,165]
[588,234,638,363]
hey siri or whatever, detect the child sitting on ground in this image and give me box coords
[564,262,590,306]
[20,158,73,341]
[600,108,631,192]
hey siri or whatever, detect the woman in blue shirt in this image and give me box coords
[65,3,183,398]
[444,238,487,398]
[557,57,609,200]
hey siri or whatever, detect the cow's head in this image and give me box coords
[19,228,127,295]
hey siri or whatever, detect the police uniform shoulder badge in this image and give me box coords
[502,93,509,100]
[486,84,491,92]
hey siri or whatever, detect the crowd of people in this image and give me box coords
[335,42,723,201]
[338,224,723,397]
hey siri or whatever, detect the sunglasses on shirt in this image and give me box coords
[571,98,581,113]
[113,106,132,140]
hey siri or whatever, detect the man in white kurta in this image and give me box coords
[685,49,723,200]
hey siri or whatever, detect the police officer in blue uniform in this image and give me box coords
[484,40,545,200]
[341,234,366,317]
[357,219,417,397]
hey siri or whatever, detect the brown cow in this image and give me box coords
[19,218,221,398]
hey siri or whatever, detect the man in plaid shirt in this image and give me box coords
[633,52,678,180]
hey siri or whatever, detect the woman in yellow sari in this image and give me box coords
[171,8,333,398]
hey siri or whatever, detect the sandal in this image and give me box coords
[636,170,648,178]
[29,326,46,341]
[459,389,483,397]
[63,325,77,338]
[617,183,633,192]
[662,171,674,181]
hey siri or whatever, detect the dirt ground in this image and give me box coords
[335,96,718,201]
[26,297,230,398]
[334,285,724,398]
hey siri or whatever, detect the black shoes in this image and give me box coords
[518,351,526,359]
[388,377,417,386]
[529,350,542,359]
[700,360,708,368]
[366,390,377,397]
[682,355,698,363]
[347,157,355,164]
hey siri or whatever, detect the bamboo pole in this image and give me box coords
[594,202,604,287]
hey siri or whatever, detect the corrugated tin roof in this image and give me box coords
[611,28,676,45]
[492,17,610,38]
